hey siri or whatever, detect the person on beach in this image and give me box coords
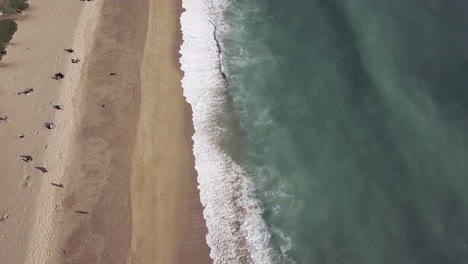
[36,167,48,173]
[54,105,64,110]
[53,73,65,80]
[24,88,33,95]
[0,116,9,122]
[65,48,74,53]
[0,50,6,55]
[45,122,55,129]
[21,155,33,162]
[18,88,34,95]
[71,59,81,64]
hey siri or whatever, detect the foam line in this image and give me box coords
[179,0,275,263]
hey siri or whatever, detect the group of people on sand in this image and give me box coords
[18,155,47,173]
[1,48,83,182]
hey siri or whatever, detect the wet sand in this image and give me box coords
[129,0,212,263]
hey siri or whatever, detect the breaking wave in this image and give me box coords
[179,0,277,263]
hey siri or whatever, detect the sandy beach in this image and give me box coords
[0,0,211,263]
[0,0,101,263]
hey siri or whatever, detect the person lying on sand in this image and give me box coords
[0,116,9,122]
[36,167,48,173]
[65,48,74,53]
[45,122,55,129]
[71,59,81,64]
[53,73,65,80]
[18,88,34,95]
[54,105,64,110]
[20,155,33,162]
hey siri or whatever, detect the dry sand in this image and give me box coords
[0,0,101,263]
[0,0,99,264]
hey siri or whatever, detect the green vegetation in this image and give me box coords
[0,0,28,60]
[9,0,29,10]
[0,0,29,14]
[0,19,18,60]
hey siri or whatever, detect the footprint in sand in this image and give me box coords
[23,176,31,187]
[0,213,10,222]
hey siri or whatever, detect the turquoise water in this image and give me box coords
[222,0,468,263]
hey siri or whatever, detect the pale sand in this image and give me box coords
[0,0,101,263]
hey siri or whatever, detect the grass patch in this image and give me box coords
[1,0,29,15]
[0,19,17,60]
[9,0,28,10]
[0,0,27,60]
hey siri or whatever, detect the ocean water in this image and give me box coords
[180,0,468,263]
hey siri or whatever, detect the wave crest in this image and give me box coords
[179,0,275,263]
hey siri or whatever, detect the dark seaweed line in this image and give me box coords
[209,20,227,80]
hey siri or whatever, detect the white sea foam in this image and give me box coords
[179,0,276,263]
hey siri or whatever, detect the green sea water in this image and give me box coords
[222,0,468,263]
